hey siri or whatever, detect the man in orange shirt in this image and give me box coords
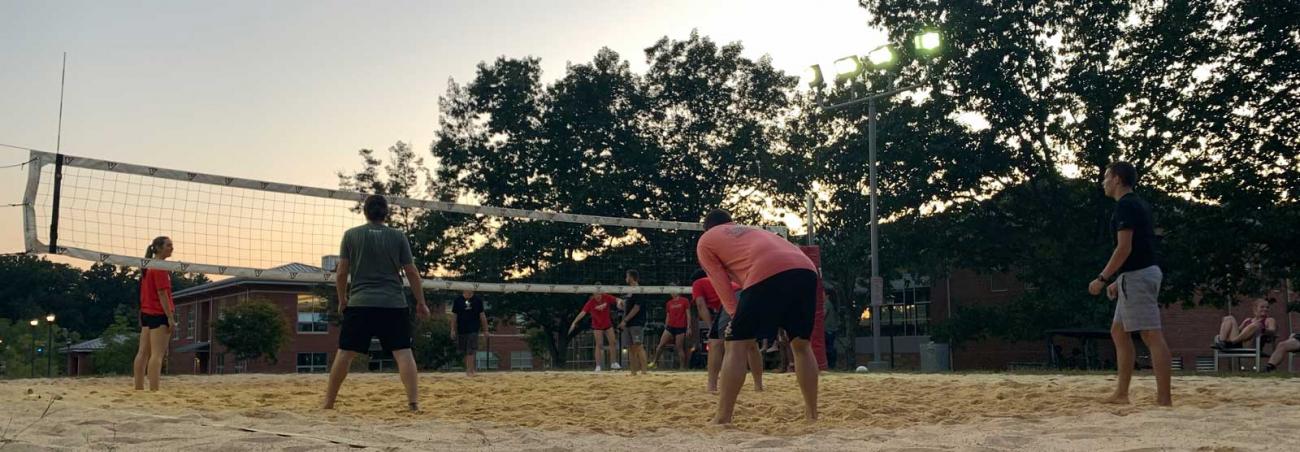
[697,209,819,425]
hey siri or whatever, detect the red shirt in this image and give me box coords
[582,294,618,330]
[139,268,173,316]
[665,296,691,328]
[691,278,738,312]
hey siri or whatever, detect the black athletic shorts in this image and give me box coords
[707,308,723,340]
[667,326,687,336]
[724,268,818,342]
[139,313,169,329]
[339,307,412,353]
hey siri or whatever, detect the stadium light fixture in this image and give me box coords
[833,56,864,81]
[866,45,896,68]
[914,30,942,53]
[803,64,825,90]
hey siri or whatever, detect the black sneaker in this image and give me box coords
[1212,338,1226,350]
[1264,363,1277,373]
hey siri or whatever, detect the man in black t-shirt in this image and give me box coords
[450,289,488,377]
[1087,161,1172,406]
[619,269,649,375]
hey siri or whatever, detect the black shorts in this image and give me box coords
[724,269,817,342]
[707,309,723,340]
[339,307,412,353]
[667,327,687,336]
[456,332,480,356]
[139,313,169,329]
[1292,333,1300,343]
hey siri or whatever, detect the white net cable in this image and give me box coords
[22,150,786,294]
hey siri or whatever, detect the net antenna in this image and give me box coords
[22,150,788,295]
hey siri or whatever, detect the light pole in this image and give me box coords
[806,29,942,370]
[29,319,38,378]
[45,314,55,378]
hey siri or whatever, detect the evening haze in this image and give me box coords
[0,0,884,257]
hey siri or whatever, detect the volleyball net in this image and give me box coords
[21,150,787,295]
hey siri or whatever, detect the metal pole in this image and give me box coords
[46,322,52,377]
[806,192,816,245]
[30,326,36,378]
[868,97,886,370]
[1285,278,1293,372]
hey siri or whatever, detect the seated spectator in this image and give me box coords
[1213,298,1276,349]
[1264,333,1299,372]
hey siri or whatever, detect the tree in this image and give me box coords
[429,33,801,366]
[338,141,466,276]
[213,299,287,364]
[90,307,141,375]
[838,0,1298,344]
[410,316,458,370]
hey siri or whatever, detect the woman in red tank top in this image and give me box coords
[133,236,177,391]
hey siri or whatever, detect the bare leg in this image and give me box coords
[747,340,765,391]
[675,334,688,370]
[711,340,753,425]
[133,327,151,390]
[464,352,475,377]
[1139,330,1173,406]
[146,327,171,391]
[629,340,647,375]
[790,338,819,421]
[1268,338,1299,367]
[707,338,724,393]
[322,349,357,409]
[1228,323,1260,344]
[1217,315,1236,343]
[604,329,620,369]
[1107,322,1134,404]
[781,333,795,372]
[392,349,421,411]
[593,330,605,370]
[650,331,672,365]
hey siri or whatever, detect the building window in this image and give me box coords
[187,307,196,340]
[475,351,499,370]
[990,274,1010,292]
[862,279,932,336]
[510,351,533,370]
[297,294,328,333]
[296,352,329,373]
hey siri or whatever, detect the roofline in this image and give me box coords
[174,277,331,299]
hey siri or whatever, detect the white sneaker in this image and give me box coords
[594,365,603,372]
[610,362,622,370]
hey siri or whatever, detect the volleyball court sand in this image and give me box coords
[2,371,1298,451]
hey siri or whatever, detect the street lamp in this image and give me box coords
[29,319,38,378]
[806,29,942,371]
[45,314,55,378]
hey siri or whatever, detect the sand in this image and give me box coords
[1,371,1298,451]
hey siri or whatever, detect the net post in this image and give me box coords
[48,153,63,253]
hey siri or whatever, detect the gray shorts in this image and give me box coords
[1113,265,1163,332]
[625,326,644,345]
[456,332,479,356]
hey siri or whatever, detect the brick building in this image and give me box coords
[849,269,1298,373]
[167,263,538,374]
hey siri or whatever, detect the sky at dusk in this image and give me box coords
[1,0,889,261]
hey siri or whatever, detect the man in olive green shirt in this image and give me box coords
[322,195,431,412]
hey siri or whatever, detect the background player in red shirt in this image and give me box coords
[133,236,177,391]
[650,292,692,369]
[568,289,621,372]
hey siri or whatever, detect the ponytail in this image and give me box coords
[145,236,169,258]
